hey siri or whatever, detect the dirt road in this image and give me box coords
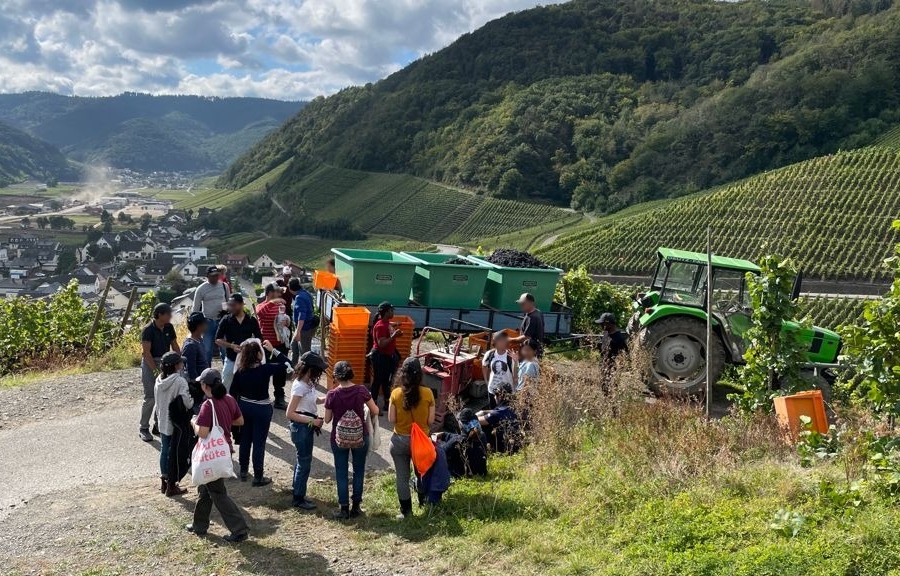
[0,368,422,576]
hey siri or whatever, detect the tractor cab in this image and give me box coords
[631,248,840,396]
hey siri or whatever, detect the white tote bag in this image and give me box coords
[365,404,381,453]
[191,399,237,485]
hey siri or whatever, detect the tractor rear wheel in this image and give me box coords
[640,316,726,397]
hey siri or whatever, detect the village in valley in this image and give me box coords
[0,175,287,321]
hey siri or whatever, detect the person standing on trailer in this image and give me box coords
[511,292,544,357]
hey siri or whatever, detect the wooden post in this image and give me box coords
[706,227,713,419]
[119,287,139,337]
[86,279,113,350]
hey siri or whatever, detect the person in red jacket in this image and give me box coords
[370,301,403,411]
[255,283,290,409]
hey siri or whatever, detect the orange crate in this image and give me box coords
[774,390,828,442]
[313,270,339,291]
[332,306,371,332]
[469,328,520,365]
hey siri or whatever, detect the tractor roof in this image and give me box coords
[657,248,760,273]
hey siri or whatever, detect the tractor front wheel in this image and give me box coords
[640,316,726,397]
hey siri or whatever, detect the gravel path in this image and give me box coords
[0,368,413,575]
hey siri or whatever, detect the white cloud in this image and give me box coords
[0,0,561,100]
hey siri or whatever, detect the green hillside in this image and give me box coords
[222,0,900,214]
[0,92,303,173]
[537,147,900,282]
[202,163,573,244]
[0,120,78,187]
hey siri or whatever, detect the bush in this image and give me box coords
[554,266,633,333]
[0,280,116,375]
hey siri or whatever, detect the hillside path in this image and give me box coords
[0,367,396,521]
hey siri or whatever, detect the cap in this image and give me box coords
[228,293,244,304]
[333,360,354,381]
[264,282,283,295]
[299,351,327,370]
[516,293,535,304]
[187,311,208,330]
[198,368,222,386]
[595,312,616,325]
[152,302,172,318]
[377,301,394,313]
[206,266,220,276]
[161,351,186,368]
[401,356,422,374]
[282,265,292,275]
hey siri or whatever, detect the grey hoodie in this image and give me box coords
[154,373,193,436]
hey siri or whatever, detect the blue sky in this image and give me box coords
[0,0,561,101]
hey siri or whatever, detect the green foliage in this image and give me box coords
[731,255,809,412]
[0,280,115,375]
[554,266,633,333]
[538,148,900,282]
[768,508,807,538]
[223,0,900,213]
[841,222,900,414]
[0,119,75,187]
[797,418,841,467]
[0,93,302,173]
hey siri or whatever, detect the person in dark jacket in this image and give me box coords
[416,440,451,506]
[182,312,210,382]
[166,394,196,490]
[230,339,293,486]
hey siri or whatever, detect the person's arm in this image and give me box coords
[482,357,490,383]
[324,407,333,424]
[286,393,322,426]
[184,343,198,380]
[171,339,181,354]
[427,399,436,426]
[195,424,211,439]
[252,317,263,340]
[388,401,397,424]
[141,340,156,371]
[180,380,193,409]
[375,322,401,350]
[192,284,203,314]
[214,318,229,349]
[366,397,380,417]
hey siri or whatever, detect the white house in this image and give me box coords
[169,245,208,262]
[175,261,200,280]
[252,254,278,270]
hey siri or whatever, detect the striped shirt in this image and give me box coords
[255,300,285,345]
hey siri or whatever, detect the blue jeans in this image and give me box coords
[204,318,221,366]
[159,433,171,477]
[237,401,273,479]
[331,437,370,506]
[290,422,315,504]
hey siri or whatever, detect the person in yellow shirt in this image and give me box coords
[388,357,436,518]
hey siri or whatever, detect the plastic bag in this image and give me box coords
[410,422,436,475]
[191,399,237,485]
[365,404,381,453]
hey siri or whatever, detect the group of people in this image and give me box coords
[137,274,570,541]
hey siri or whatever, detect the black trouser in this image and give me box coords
[193,478,248,536]
[273,344,289,403]
[371,352,397,407]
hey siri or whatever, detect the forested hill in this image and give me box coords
[0,93,303,173]
[222,0,900,212]
[0,121,78,187]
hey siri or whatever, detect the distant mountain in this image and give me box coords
[221,0,900,212]
[0,92,304,173]
[0,120,78,187]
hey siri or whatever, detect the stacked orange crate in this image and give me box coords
[393,315,416,361]
[325,307,371,389]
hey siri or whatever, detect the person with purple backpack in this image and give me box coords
[324,361,380,520]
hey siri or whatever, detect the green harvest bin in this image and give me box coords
[331,248,420,305]
[467,256,563,311]
[402,252,491,309]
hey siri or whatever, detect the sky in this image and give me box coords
[0,0,559,101]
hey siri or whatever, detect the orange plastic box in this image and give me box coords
[313,270,339,291]
[332,306,371,332]
[773,390,828,442]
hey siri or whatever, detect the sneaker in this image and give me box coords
[151,423,160,436]
[139,430,153,442]
[223,532,248,544]
[293,498,317,510]
[166,484,188,497]
[185,523,207,536]
[349,502,363,518]
[251,477,272,487]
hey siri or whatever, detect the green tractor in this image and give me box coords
[627,248,841,396]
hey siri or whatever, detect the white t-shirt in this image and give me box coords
[290,378,319,416]
[486,350,514,394]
